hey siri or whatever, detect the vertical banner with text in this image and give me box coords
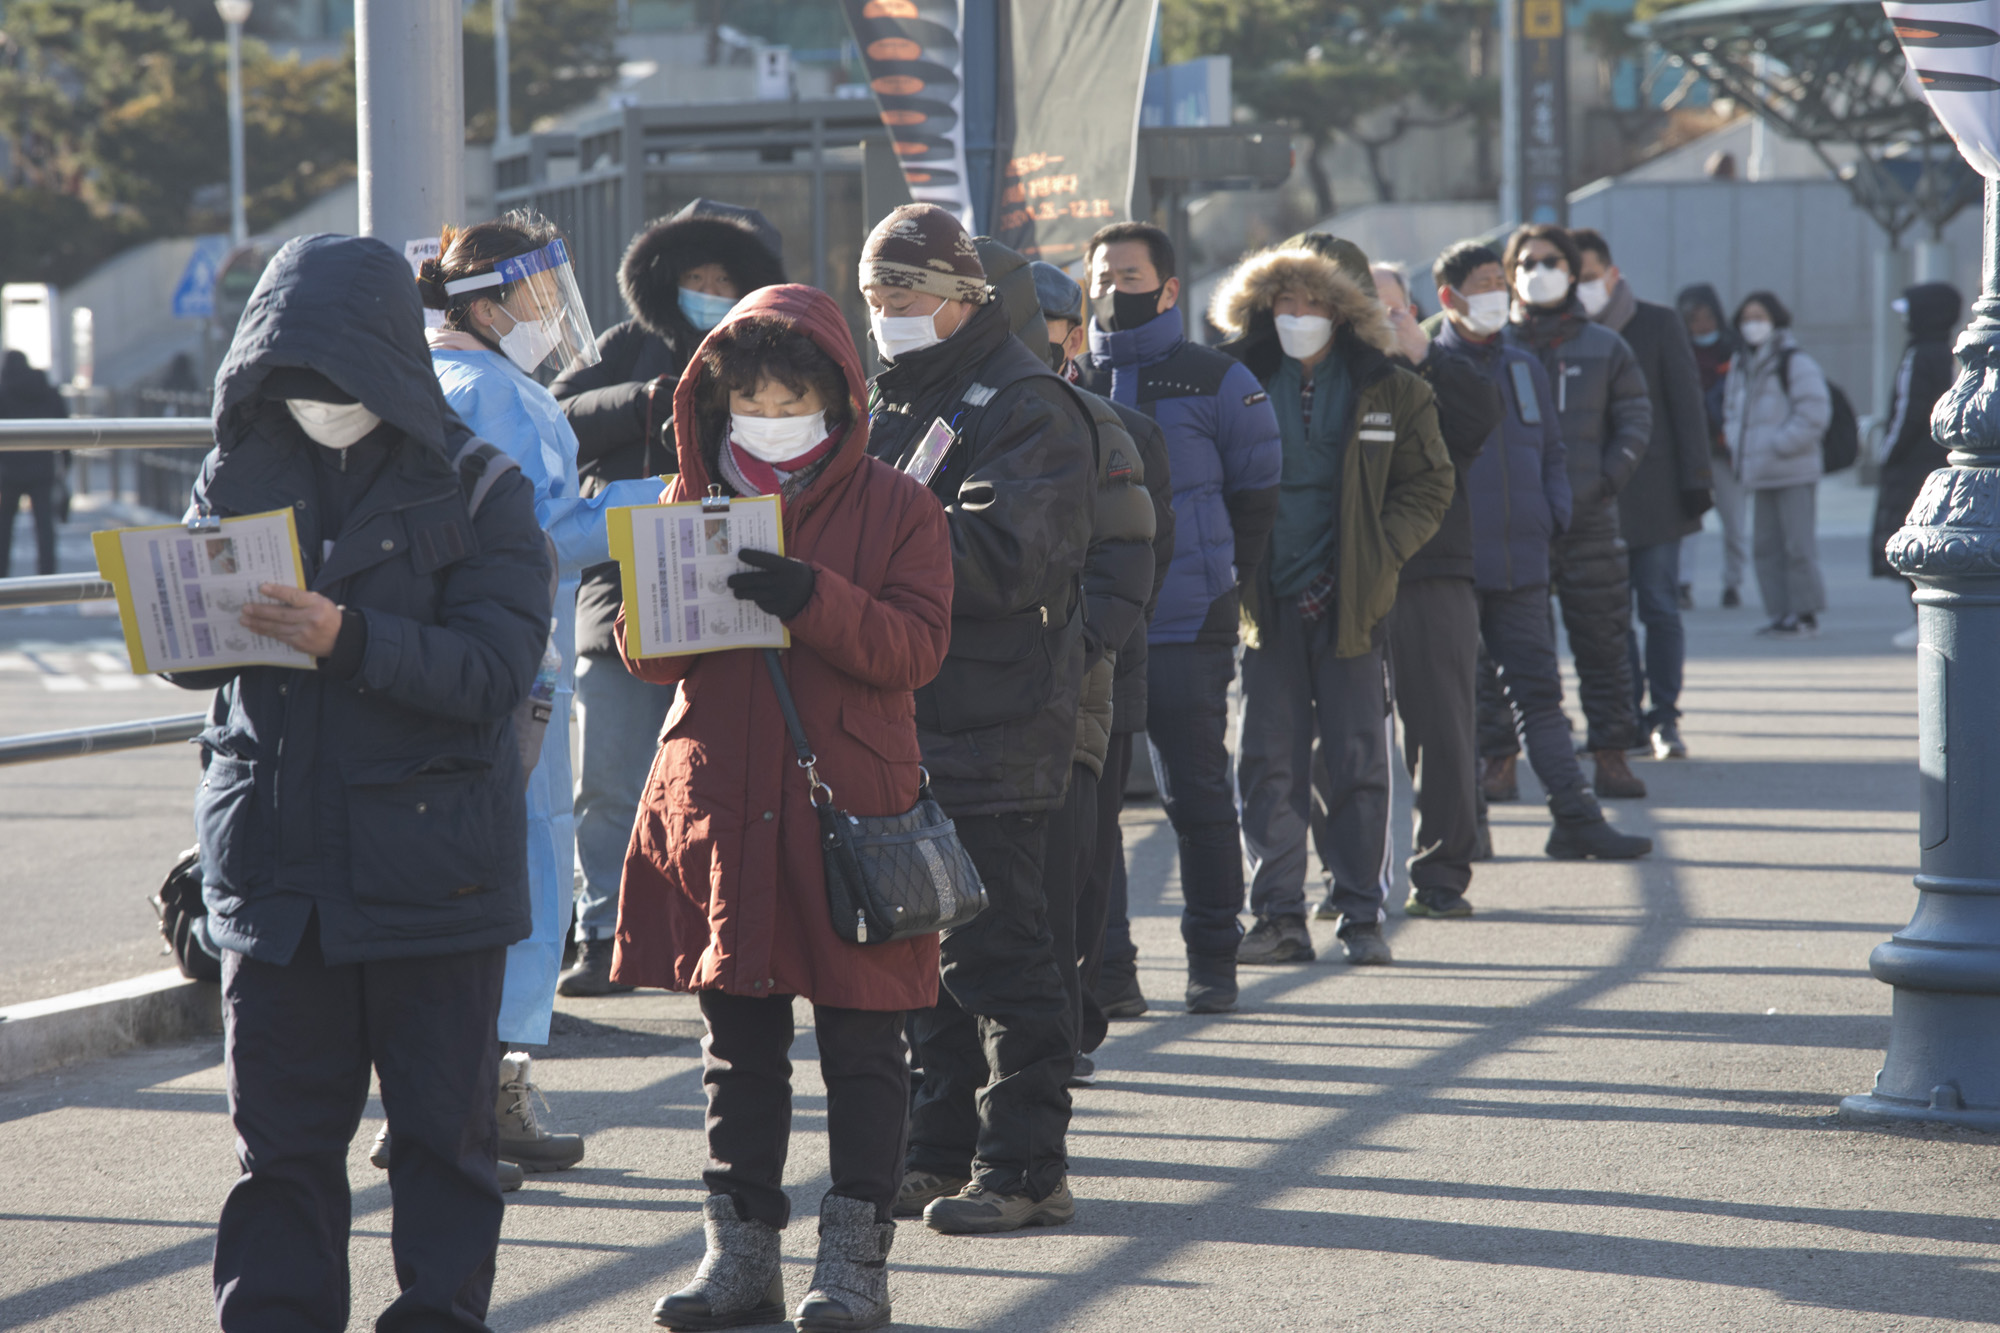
[1885,0,2000,178]
[994,0,1157,264]
[842,0,977,226]
[1517,0,1568,225]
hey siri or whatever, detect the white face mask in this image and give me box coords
[1516,264,1571,308]
[1576,278,1610,317]
[1456,289,1510,337]
[731,410,829,464]
[870,304,947,361]
[286,399,381,450]
[497,314,558,375]
[1274,314,1334,361]
[1739,318,1775,348]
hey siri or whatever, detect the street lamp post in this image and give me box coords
[1841,175,2000,1132]
[494,0,511,147]
[216,0,252,247]
[1840,1,2000,1133]
[355,0,464,248]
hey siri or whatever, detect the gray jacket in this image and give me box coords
[1725,332,1829,491]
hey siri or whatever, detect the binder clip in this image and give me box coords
[700,484,731,514]
[185,500,221,535]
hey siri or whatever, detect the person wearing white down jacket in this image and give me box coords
[1723,290,1831,636]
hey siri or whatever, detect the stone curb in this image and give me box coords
[0,968,220,1085]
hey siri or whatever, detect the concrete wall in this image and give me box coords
[1568,177,1982,418]
[57,180,361,395]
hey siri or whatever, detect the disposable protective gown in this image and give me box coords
[431,344,663,1043]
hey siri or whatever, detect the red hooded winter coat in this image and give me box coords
[610,284,953,1010]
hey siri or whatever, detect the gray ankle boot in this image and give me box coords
[652,1194,784,1331]
[793,1194,894,1332]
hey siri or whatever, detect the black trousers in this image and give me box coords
[0,477,56,578]
[907,809,1074,1200]
[1552,502,1639,752]
[1477,584,1591,797]
[1078,735,1133,1054]
[699,990,910,1228]
[1044,760,1103,1061]
[1095,737,1140,995]
[1146,642,1249,958]
[1379,578,1480,896]
[215,920,507,1333]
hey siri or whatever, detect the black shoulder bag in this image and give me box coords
[761,650,987,944]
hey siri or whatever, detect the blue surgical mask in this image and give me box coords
[1692,330,1720,347]
[679,285,737,331]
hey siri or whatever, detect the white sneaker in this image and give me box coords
[1892,624,1919,650]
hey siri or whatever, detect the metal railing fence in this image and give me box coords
[2,418,215,765]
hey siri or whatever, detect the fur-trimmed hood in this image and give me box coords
[617,201,787,352]
[1210,247,1395,353]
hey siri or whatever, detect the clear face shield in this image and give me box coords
[443,237,601,380]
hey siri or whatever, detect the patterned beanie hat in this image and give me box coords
[859,203,990,305]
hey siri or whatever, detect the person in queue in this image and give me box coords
[1208,238,1454,967]
[551,199,786,997]
[1676,284,1745,608]
[860,203,1097,1233]
[1499,224,1653,800]
[1034,259,1176,1060]
[383,213,667,1181]
[1724,291,1831,637]
[1872,281,1962,649]
[1431,240,1651,861]
[1074,221,1282,1015]
[983,246,1158,1090]
[612,283,953,1331]
[1571,229,1712,761]
[171,233,554,1330]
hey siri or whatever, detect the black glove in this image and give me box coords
[1580,476,1613,506]
[727,548,816,621]
[1681,488,1714,520]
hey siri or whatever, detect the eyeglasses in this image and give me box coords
[1517,255,1566,271]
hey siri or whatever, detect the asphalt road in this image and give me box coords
[7,478,1991,1330]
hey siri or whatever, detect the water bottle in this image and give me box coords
[528,633,561,727]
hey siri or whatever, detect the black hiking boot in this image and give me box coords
[1545,784,1652,860]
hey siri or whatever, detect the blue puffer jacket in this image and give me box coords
[1077,307,1281,645]
[1436,319,1573,592]
[171,234,554,966]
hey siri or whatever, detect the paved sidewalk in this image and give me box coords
[6,524,1995,1331]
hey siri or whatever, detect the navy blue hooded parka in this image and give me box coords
[172,234,553,967]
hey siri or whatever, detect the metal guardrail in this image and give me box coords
[0,714,206,766]
[0,417,215,764]
[0,573,115,609]
[0,418,213,451]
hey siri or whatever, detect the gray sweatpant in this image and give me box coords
[1240,593,1391,928]
[1753,481,1825,619]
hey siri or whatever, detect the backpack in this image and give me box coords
[1777,348,1859,473]
[159,438,556,967]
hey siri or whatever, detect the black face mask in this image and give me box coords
[1048,341,1070,371]
[1094,287,1164,333]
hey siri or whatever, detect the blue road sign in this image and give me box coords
[172,236,231,321]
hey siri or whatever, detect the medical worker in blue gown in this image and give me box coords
[408,214,666,1175]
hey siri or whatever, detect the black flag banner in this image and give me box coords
[843,0,1157,261]
[842,0,977,223]
[994,0,1156,263]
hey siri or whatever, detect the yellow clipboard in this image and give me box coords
[607,490,789,659]
[90,507,314,674]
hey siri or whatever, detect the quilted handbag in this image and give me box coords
[762,650,987,944]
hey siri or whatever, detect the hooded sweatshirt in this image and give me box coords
[174,233,553,967]
[1872,281,1963,576]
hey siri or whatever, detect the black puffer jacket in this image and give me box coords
[867,297,1097,816]
[1397,343,1502,584]
[1109,398,1173,734]
[170,234,553,966]
[1507,298,1652,752]
[551,200,786,655]
[1873,282,1962,578]
[1596,280,1713,551]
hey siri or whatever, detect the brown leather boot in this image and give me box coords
[1481,754,1519,802]
[1592,748,1648,799]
